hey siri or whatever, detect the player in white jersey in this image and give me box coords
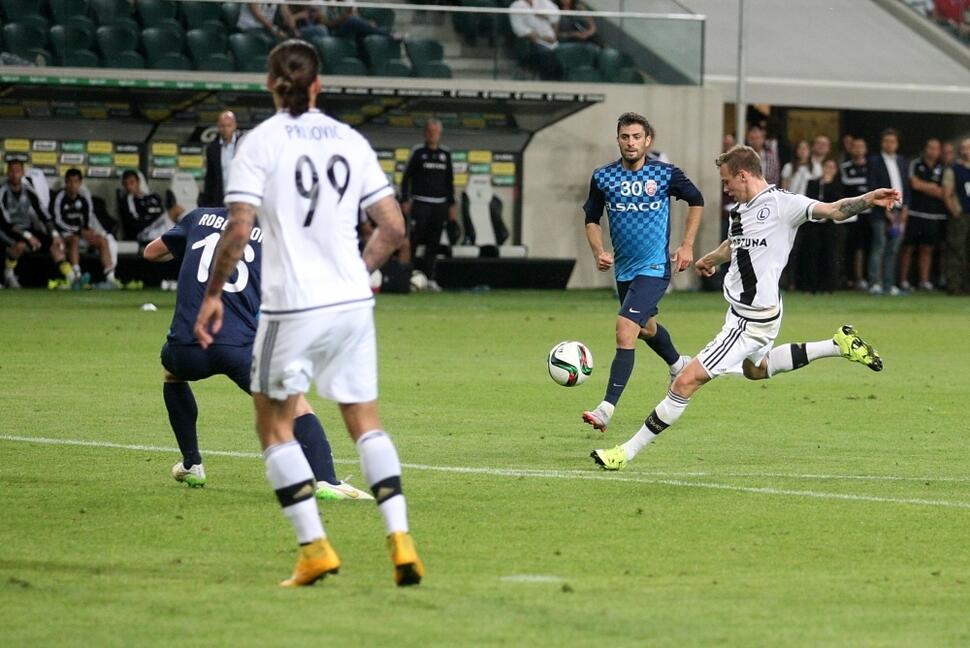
[592,145,898,470]
[193,40,423,586]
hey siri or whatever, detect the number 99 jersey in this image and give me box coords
[162,208,262,347]
[225,108,394,315]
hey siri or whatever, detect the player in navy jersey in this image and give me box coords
[581,112,704,433]
[144,207,371,500]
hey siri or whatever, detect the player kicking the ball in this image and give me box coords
[582,112,704,433]
[195,40,422,587]
[592,145,892,470]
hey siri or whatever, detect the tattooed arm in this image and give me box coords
[812,188,902,222]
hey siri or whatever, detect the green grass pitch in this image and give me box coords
[2,289,970,646]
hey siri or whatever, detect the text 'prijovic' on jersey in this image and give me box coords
[162,208,262,347]
[225,108,394,315]
[724,186,818,318]
[583,159,703,281]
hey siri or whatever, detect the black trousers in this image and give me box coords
[410,200,449,279]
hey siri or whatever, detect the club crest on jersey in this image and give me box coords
[645,180,657,197]
[756,207,770,221]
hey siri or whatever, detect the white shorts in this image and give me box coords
[251,305,378,403]
[697,307,782,378]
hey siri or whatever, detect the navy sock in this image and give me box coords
[645,323,680,365]
[163,382,201,468]
[604,348,635,406]
[293,413,338,485]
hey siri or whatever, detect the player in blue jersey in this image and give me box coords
[144,208,371,500]
[581,112,704,432]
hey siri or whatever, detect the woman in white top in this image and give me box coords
[194,39,423,589]
[780,139,814,196]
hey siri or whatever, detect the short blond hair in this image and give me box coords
[716,145,763,177]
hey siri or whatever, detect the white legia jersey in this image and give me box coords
[723,185,817,317]
[225,108,393,314]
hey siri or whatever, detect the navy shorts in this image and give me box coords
[160,342,252,393]
[903,217,944,247]
[616,275,669,326]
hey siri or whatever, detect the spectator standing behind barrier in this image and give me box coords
[899,138,947,291]
[0,159,70,288]
[867,128,910,296]
[238,3,297,46]
[202,111,239,208]
[400,119,456,292]
[942,137,970,295]
[810,135,831,177]
[746,125,780,186]
[509,0,562,80]
[840,133,854,162]
[801,159,844,293]
[51,168,120,289]
[780,140,813,290]
[839,138,871,291]
[557,0,596,42]
[118,170,185,243]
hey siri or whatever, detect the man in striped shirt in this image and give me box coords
[839,137,871,290]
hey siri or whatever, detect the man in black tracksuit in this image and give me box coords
[399,119,456,286]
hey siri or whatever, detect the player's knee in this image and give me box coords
[742,360,768,381]
[638,319,657,340]
[163,369,182,383]
[615,318,639,347]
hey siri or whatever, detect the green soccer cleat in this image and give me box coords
[834,325,883,372]
[315,479,375,501]
[171,461,206,488]
[590,445,627,471]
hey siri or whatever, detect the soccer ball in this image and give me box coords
[547,341,593,387]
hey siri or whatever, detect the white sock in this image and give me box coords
[106,235,118,270]
[357,429,409,534]
[106,267,116,282]
[621,389,689,461]
[264,441,324,544]
[768,340,840,377]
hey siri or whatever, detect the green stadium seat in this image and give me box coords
[228,32,268,72]
[596,47,633,73]
[362,35,410,77]
[152,52,191,70]
[49,24,96,65]
[180,1,227,38]
[328,58,368,76]
[452,0,500,45]
[102,49,144,68]
[358,7,395,31]
[16,13,50,33]
[141,26,185,67]
[136,0,177,25]
[89,0,132,24]
[49,0,91,24]
[554,42,598,72]
[63,15,97,41]
[311,35,366,75]
[186,28,232,70]
[62,48,99,67]
[96,23,139,59]
[2,23,52,64]
[565,66,604,83]
[220,2,240,29]
[405,39,452,77]
[1,0,43,21]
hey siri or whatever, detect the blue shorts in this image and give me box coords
[160,342,252,393]
[616,275,669,326]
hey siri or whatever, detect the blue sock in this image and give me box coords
[604,348,635,406]
[163,382,201,469]
[645,323,680,365]
[293,413,338,485]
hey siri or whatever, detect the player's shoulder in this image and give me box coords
[591,159,622,179]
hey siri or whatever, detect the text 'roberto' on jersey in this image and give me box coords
[583,159,703,281]
[162,207,263,347]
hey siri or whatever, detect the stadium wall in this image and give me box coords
[522,84,723,289]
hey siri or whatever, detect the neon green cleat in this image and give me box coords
[171,461,206,488]
[590,445,627,471]
[834,325,883,372]
[315,479,374,501]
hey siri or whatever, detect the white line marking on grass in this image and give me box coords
[3,434,970,511]
[500,575,565,583]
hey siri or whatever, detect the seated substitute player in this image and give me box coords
[195,40,423,587]
[592,145,894,470]
[51,168,120,289]
[582,112,703,433]
[118,170,185,243]
[144,206,371,500]
[1,159,73,288]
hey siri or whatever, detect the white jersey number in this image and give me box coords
[296,154,351,227]
[192,232,255,294]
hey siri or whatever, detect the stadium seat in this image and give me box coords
[186,28,233,70]
[63,15,97,41]
[96,23,139,60]
[311,35,367,75]
[62,48,99,67]
[2,23,52,65]
[135,0,182,33]
[220,2,240,29]
[49,0,91,24]
[14,13,49,33]
[228,32,269,72]
[362,35,411,77]
[554,42,598,71]
[101,49,144,68]
[405,39,452,78]
[1,0,43,22]
[453,0,500,46]
[141,26,186,67]
[89,0,132,24]
[565,67,604,83]
[358,7,395,31]
[49,24,96,66]
[329,58,369,76]
[180,1,227,38]
[596,47,632,72]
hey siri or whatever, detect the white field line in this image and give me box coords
[3,434,970,511]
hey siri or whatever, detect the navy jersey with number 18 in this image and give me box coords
[161,208,262,347]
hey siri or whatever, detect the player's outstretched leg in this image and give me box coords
[642,323,691,384]
[591,388,689,470]
[164,380,206,487]
[767,325,883,377]
[354,423,424,586]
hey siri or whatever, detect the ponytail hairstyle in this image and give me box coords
[267,39,320,117]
